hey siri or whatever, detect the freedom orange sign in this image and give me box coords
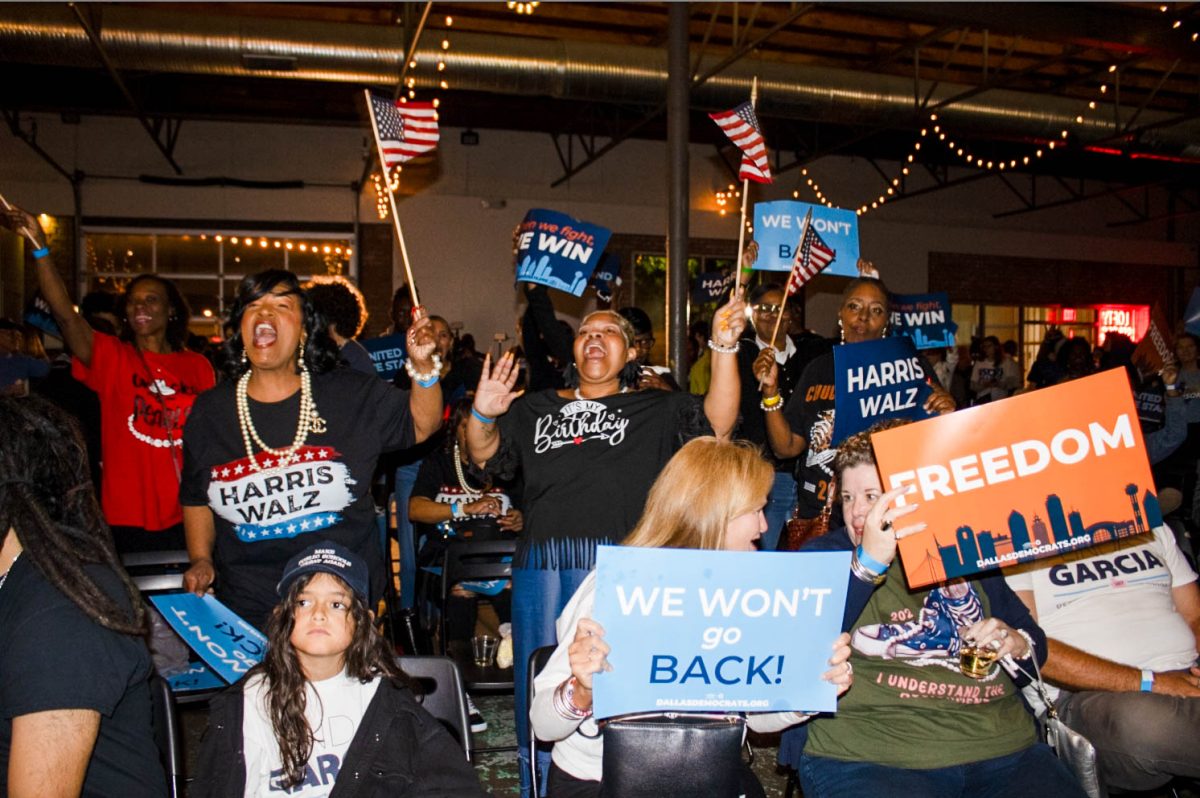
[871,368,1157,589]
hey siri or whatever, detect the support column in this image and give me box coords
[666,2,690,387]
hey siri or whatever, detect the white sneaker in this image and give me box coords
[466,694,487,733]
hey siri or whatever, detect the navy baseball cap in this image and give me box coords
[277,542,369,602]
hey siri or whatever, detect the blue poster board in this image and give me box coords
[150,593,268,684]
[832,337,934,444]
[165,662,226,694]
[589,252,620,302]
[752,200,860,278]
[514,209,613,296]
[889,292,958,350]
[363,333,407,381]
[591,545,849,719]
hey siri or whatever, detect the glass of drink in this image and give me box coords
[472,634,498,667]
[959,644,999,679]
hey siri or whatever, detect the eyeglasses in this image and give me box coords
[633,335,656,347]
[751,303,784,315]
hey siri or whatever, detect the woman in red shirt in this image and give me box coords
[4,204,215,553]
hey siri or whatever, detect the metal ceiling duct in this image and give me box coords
[1,3,1196,152]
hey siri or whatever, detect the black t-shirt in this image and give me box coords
[181,368,415,626]
[412,447,518,567]
[735,332,832,472]
[783,352,837,518]
[0,557,165,798]
[489,388,709,569]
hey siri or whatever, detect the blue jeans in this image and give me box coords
[514,565,591,798]
[763,471,797,552]
[800,744,1088,798]
[393,461,422,610]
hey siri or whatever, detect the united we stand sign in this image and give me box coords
[871,368,1158,589]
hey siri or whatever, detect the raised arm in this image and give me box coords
[703,287,747,439]
[465,350,520,466]
[754,350,809,459]
[2,205,93,364]
[404,313,445,443]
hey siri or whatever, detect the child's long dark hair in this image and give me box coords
[253,572,401,789]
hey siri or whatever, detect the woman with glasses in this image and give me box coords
[737,280,832,551]
[755,275,955,540]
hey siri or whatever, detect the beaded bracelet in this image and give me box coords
[707,339,739,355]
[471,407,495,424]
[552,677,593,720]
[760,397,783,412]
[404,353,443,385]
[1013,628,1036,662]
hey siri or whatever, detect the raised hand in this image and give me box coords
[406,309,438,370]
[711,286,747,348]
[860,484,923,568]
[473,351,521,419]
[567,618,611,692]
[0,202,48,250]
[753,347,779,394]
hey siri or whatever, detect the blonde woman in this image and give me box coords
[530,437,853,798]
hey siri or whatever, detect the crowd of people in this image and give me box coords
[1,199,1199,798]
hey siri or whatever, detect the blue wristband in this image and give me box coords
[415,374,439,389]
[856,545,889,576]
[1141,669,1155,692]
[32,246,50,259]
[471,406,495,424]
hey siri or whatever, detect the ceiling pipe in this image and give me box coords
[1,3,1197,152]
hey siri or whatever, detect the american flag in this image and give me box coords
[367,94,439,167]
[708,101,772,184]
[786,218,836,295]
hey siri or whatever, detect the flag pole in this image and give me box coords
[768,208,813,347]
[363,89,421,308]
[733,76,758,297]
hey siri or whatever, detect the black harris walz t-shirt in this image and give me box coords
[489,389,709,570]
[181,369,414,626]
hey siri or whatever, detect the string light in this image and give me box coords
[713,183,740,217]
[507,1,540,13]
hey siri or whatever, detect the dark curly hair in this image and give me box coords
[119,275,192,352]
[222,270,339,380]
[831,418,909,481]
[0,396,145,636]
[303,275,368,340]
[253,572,404,789]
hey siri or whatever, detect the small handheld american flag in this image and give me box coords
[367,93,439,167]
[786,214,837,295]
[708,101,772,184]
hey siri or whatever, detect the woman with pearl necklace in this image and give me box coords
[180,270,444,628]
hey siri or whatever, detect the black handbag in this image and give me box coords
[600,712,746,798]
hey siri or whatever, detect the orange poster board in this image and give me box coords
[871,368,1157,589]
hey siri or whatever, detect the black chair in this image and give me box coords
[149,674,184,798]
[397,655,473,761]
[527,645,558,796]
[439,539,516,691]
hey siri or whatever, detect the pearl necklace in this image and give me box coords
[236,368,327,472]
[452,442,482,500]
